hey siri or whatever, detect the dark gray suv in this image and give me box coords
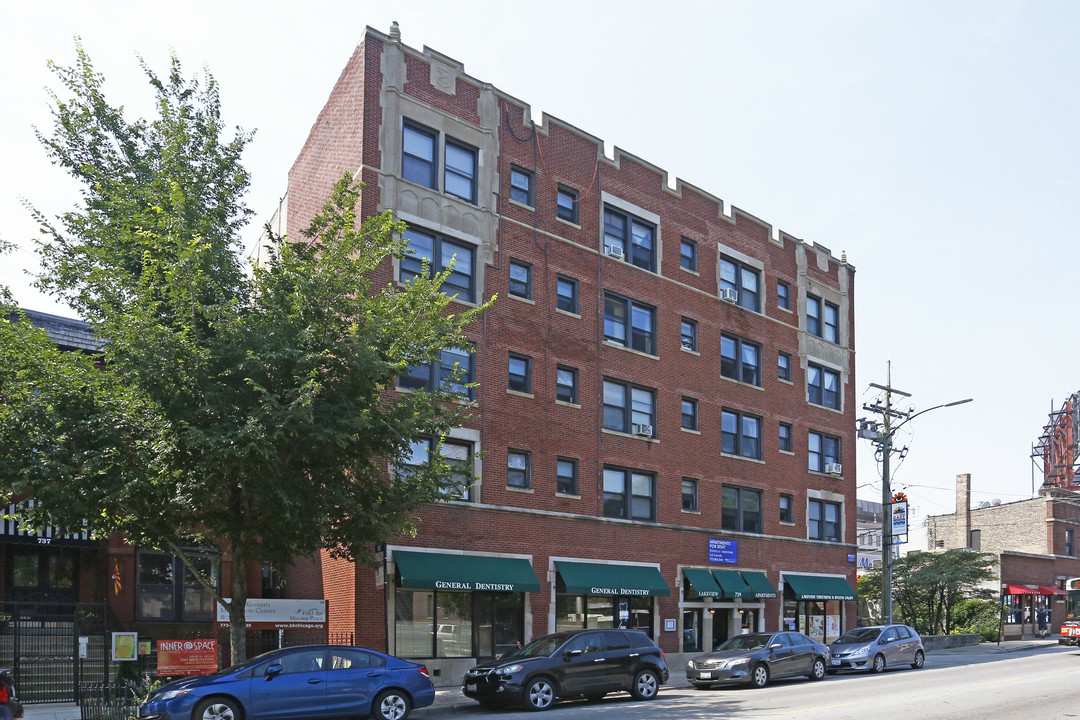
[462,629,669,711]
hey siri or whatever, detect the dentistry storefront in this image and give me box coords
[553,560,670,639]
[391,549,540,659]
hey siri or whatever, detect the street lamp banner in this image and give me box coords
[216,598,326,630]
[891,501,908,542]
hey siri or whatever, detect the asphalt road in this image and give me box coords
[430,644,1080,720]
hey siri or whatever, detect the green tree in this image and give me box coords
[863,550,996,635]
[0,44,490,663]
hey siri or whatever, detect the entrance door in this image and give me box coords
[711,609,731,650]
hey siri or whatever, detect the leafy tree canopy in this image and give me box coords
[0,42,490,662]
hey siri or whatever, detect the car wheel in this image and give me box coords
[373,689,412,720]
[194,698,241,720]
[692,681,713,690]
[750,663,770,688]
[524,677,556,711]
[630,669,659,701]
[808,657,826,681]
[911,650,925,669]
[871,654,886,674]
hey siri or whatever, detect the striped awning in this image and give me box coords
[1,501,97,547]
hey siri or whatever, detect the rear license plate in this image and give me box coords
[466,683,476,692]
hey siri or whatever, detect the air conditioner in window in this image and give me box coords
[681,338,695,350]
[720,288,738,303]
[825,462,842,475]
[604,245,625,261]
[632,423,654,437]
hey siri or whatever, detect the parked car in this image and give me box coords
[462,629,669,711]
[138,645,434,720]
[0,670,21,720]
[686,632,829,689]
[827,625,925,674]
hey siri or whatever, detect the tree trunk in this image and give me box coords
[228,540,248,665]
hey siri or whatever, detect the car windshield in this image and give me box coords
[716,634,773,651]
[506,634,568,659]
[835,628,881,644]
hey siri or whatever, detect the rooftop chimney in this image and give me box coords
[957,473,972,548]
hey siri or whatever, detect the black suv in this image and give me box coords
[462,629,668,711]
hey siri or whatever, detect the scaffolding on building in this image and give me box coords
[1032,392,1080,491]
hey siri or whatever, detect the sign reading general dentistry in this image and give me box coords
[216,598,326,630]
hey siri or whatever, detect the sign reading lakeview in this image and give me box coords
[216,598,326,630]
[158,639,218,676]
[708,538,738,564]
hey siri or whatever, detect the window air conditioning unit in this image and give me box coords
[632,423,654,437]
[604,245,625,261]
[681,339,695,350]
[825,462,842,475]
[720,288,738,303]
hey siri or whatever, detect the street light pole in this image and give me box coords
[862,362,971,625]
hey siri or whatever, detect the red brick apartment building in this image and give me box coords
[282,23,858,680]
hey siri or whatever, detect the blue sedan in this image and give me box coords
[138,645,434,720]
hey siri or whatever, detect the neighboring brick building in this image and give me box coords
[283,23,858,681]
[927,473,1080,638]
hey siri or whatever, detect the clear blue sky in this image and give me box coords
[3,0,1077,526]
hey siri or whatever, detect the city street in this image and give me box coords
[416,643,1079,720]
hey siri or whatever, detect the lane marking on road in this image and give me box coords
[776,702,858,715]
[976,677,1021,686]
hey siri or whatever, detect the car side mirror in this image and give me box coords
[264,663,283,678]
[565,649,584,659]
[769,643,783,649]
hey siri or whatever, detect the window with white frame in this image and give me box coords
[808,363,840,409]
[507,450,530,489]
[720,256,760,311]
[401,120,478,205]
[603,380,655,437]
[510,166,534,206]
[557,458,578,495]
[556,366,578,404]
[682,478,699,512]
[809,499,841,542]
[604,205,656,271]
[556,275,578,313]
[808,431,841,473]
[681,318,698,351]
[509,259,532,299]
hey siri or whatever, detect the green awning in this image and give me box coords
[711,570,753,600]
[740,571,778,599]
[784,574,857,601]
[683,568,722,598]
[395,551,540,592]
[555,561,670,597]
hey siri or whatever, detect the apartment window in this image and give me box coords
[680,238,697,271]
[557,458,578,495]
[400,227,475,302]
[509,260,532,299]
[721,409,761,459]
[779,422,793,452]
[510,166,534,205]
[603,380,655,436]
[807,295,839,342]
[970,529,981,551]
[722,486,762,534]
[1067,529,1075,557]
[808,363,840,409]
[399,346,474,400]
[777,280,791,310]
[556,186,578,223]
[508,354,532,394]
[682,478,699,512]
[402,121,438,189]
[136,551,220,621]
[556,366,578,404]
[556,275,578,313]
[604,206,656,272]
[681,318,698,351]
[778,352,791,381]
[444,139,478,203]
[780,494,794,524]
[720,334,761,386]
[682,398,698,431]
[808,431,841,473]
[603,292,656,355]
[809,499,841,542]
[507,450,531,489]
[402,437,474,501]
[603,467,656,521]
[720,256,760,311]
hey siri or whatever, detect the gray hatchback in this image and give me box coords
[827,625,925,674]
[686,632,829,689]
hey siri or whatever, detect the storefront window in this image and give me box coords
[783,586,844,642]
[556,595,586,633]
[555,595,654,638]
[395,589,524,658]
[1004,594,1026,624]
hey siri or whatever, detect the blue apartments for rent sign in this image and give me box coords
[708,538,738,564]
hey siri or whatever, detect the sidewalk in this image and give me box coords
[19,639,1067,720]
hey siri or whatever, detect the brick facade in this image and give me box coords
[283,24,858,679]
